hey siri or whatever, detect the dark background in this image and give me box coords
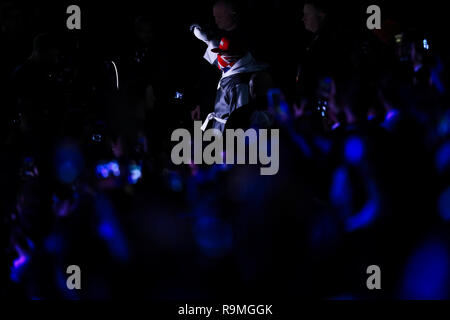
[2,0,449,84]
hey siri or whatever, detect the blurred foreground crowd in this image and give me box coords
[1,0,450,299]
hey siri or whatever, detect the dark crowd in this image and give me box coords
[1,0,450,300]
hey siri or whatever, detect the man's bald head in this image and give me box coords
[213,0,239,31]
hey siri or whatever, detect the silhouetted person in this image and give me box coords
[12,32,64,139]
[225,71,275,130]
[296,1,341,110]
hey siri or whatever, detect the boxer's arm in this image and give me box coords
[190,24,219,65]
[203,39,220,65]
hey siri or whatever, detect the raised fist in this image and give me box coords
[190,23,209,43]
